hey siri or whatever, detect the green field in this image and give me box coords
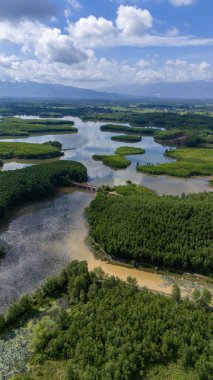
[138,148,213,177]
[111,134,142,142]
[93,154,131,169]
[0,141,63,160]
[0,118,77,137]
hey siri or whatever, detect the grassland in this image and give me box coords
[0,142,63,160]
[0,118,77,137]
[111,134,142,143]
[138,148,213,177]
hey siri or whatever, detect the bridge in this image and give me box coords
[71,182,97,193]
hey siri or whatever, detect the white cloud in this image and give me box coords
[35,28,88,65]
[0,20,47,53]
[116,5,153,35]
[66,0,82,9]
[170,0,195,6]
[136,59,151,68]
[67,5,213,49]
[68,15,117,48]
[0,53,211,88]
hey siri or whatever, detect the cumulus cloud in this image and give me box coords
[68,15,117,48]
[35,28,88,65]
[67,5,213,49]
[116,5,153,35]
[0,53,211,88]
[170,0,195,6]
[0,0,56,21]
[0,20,47,53]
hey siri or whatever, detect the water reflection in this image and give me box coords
[0,116,211,195]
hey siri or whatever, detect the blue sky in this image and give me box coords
[0,0,212,89]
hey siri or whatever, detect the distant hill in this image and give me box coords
[100,81,213,99]
[0,81,124,100]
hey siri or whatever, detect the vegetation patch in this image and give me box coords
[111,134,142,142]
[115,146,145,156]
[138,148,213,177]
[86,184,213,275]
[93,154,131,169]
[0,118,77,137]
[101,124,155,135]
[0,142,63,160]
[0,160,87,219]
[4,261,213,380]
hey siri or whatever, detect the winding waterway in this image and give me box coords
[1,116,211,195]
[0,116,212,311]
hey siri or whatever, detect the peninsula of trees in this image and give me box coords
[86,184,213,275]
[0,161,87,219]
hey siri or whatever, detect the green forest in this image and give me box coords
[4,261,213,380]
[138,148,213,177]
[0,141,63,160]
[0,161,87,219]
[0,118,77,137]
[86,185,213,275]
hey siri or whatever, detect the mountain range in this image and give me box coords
[0,80,212,100]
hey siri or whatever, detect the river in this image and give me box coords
[0,116,212,311]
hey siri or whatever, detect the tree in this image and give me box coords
[171,284,181,302]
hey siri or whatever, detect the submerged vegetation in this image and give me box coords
[138,148,213,177]
[0,117,77,137]
[87,184,213,275]
[0,141,63,160]
[0,161,87,219]
[2,261,212,380]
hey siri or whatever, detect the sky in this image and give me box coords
[0,0,212,89]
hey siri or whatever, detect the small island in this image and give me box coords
[111,134,142,143]
[93,146,145,169]
[0,141,64,160]
[115,146,145,156]
[0,117,78,137]
[93,154,131,169]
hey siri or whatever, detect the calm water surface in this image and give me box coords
[0,116,212,310]
[1,116,211,195]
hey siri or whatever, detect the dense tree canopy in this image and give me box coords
[9,261,213,380]
[0,141,63,160]
[0,161,87,219]
[87,185,213,275]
